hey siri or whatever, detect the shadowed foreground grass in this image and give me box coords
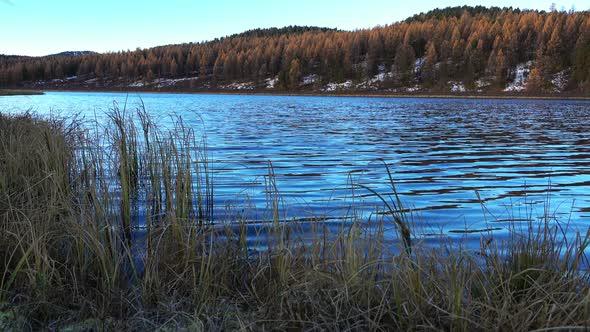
[1,109,590,331]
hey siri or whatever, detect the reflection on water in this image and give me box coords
[2,92,589,242]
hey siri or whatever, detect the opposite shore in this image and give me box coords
[11,87,590,100]
[0,89,44,96]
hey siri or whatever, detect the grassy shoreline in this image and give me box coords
[37,87,590,100]
[1,109,590,331]
[0,89,44,96]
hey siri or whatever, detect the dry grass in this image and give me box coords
[1,107,590,331]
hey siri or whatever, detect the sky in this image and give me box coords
[0,0,587,56]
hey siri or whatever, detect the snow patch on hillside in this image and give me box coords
[153,77,199,88]
[449,81,466,92]
[323,80,353,92]
[265,77,278,89]
[356,72,394,89]
[475,78,492,89]
[551,70,569,92]
[503,61,533,92]
[414,58,425,73]
[126,76,199,88]
[372,72,392,82]
[222,81,255,90]
[302,74,319,85]
[129,81,147,88]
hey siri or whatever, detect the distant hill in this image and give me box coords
[1,7,589,95]
[0,51,94,59]
[0,54,29,60]
[227,26,337,39]
[47,51,95,57]
[405,5,515,22]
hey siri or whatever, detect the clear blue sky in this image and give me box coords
[0,0,586,56]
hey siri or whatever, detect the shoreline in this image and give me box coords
[0,89,45,96]
[34,88,590,101]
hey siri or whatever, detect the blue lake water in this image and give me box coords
[2,91,590,244]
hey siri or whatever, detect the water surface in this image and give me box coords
[2,92,589,244]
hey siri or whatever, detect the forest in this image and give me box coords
[1,6,589,93]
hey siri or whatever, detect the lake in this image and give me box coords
[2,91,590,245]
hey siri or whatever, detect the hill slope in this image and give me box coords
[1,6,589,95]
[47,51,96,57]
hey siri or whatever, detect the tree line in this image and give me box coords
[1,6,589,92]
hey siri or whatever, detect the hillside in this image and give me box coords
[47,51,96,57]
[1,6,589,95]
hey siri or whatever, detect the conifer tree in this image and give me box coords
[526,67,545,91]
[494,49,508,84]
[288,58,302,89]
[394,43,415,85]
[422,41,438,84]
[170,58,178,77]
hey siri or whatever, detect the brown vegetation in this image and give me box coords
[1,6,589,93]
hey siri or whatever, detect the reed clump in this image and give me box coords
[1,108,590,331]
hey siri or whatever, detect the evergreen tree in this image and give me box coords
[394,43,415,85]
[526,67,544,91]
[288,58,302,89]
[494,49,508,84]
[170,58,178,77]
[422,41,438,84]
